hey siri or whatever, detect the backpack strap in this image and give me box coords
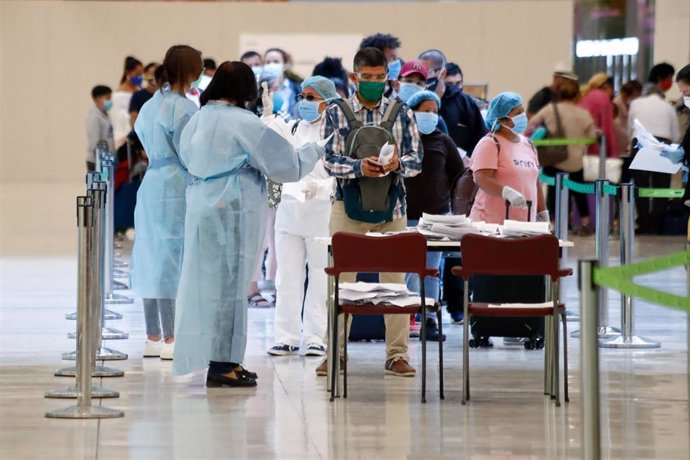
[334,99,363,130]
[291,120,300,135]
[379,98,404,131]
[488,133,501,155]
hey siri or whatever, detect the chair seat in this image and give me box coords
[339,303,439,315]
[468,302,565,317]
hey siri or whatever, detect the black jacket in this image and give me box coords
[440,84,488,155]
[683,125,690,200]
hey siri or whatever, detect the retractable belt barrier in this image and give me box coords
[540,171,684,199]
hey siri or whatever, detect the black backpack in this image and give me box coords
[451,134,500,216]
[334,98,404,223]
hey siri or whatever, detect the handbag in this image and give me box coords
[583,155,623,184]
[537,102,569,167]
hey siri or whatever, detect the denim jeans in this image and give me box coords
[405,219,442,321]
[143,298,175,339]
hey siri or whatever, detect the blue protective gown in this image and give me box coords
[131,88,197,299]
[173,102,324,375]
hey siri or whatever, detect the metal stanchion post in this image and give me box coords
[555,172,579,324]
[45,198,123,417]
[595,180,619,341]
[601,184,660,349]
[101,150,133,301]
[579,259,600,460]
[598,134,606,181]
[57,180,125,378]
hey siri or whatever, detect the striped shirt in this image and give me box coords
[321,95,423,220]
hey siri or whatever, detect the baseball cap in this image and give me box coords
[400,60,428,80]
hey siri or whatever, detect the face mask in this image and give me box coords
[387,60,402,81]
[130,75,143,87]
[252,66,263,80]
[263,63,283,77]
[661,79,673,92]
[399,83,422,103]
[190,73,203,89]
[415,112,439,135]
[298,99,322,123]
[683,96,690,109]
[103,100,113,112]
[504,113,528,134]
[426,77,439,92]
[358,81,386,102]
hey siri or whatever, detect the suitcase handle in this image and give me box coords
[504,200,534,221]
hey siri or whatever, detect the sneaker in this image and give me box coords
[160,342,174,360]
[449,310,464,324]
[267,344,299,356]
[305,343,326,357]
[385,357,416,377]
[143,340,161,358]
[409,316,420,338]
[419,318,446,342]
[315,357,345,376]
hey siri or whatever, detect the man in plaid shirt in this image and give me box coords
[316,47,423,378]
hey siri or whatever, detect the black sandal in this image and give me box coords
[236,366,257,380]
[206,370,257,388]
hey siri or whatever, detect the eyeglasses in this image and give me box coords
[400,78,427,88]
[356,73,387,82]
[297,94,324,102]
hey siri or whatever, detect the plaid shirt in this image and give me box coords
[321,94,423,220]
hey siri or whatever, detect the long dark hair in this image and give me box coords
[154,45,202,92]
[120,56,143,84]
[200,61,257,108]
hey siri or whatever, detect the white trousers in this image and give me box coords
[273,227,329,348]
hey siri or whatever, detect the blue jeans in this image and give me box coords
[405,219,442,321]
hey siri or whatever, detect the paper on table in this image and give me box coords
[500,220,550,236]
[488,302,553,308]
[421,213,469,226]
[281,182,306,202]
[430,223,482,239]
[629,147,682,174]
[339,282,409,293]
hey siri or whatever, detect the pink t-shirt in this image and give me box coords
[469,134,539,224]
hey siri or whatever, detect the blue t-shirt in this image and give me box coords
[129,89,154,114]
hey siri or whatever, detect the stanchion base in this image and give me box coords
[62,347,128,361]
[66,310,122,321]
[599,335,661,349]
[68,327,129,340]
[46,405,124,419]
[104,293,134,305]
[113,280,129,291]
[565,310,580,322]
[55,366,124,378]
[45,386,119,399]
[570,326,621,339]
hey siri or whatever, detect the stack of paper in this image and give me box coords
[488,302,553,309]
[499,220,550,237]
[339,282,435,307]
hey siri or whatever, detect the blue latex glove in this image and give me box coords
[660,146,685,164]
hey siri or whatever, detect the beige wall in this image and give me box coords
[654,0,690,102]
[0,0,574,185]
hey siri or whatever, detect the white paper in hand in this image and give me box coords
[378,142,395,166]
[317,132,334,148]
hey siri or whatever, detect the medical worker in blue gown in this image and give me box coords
[131,45,203,361]
[174,61,327,387]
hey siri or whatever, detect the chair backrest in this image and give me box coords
[329,232,429,276]
[457,234,561,279]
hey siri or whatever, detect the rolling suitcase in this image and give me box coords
[469,200,546,350]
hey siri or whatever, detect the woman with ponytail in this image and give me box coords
[131,45,203,361]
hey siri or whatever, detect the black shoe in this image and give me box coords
[419,318,446,342]
[206,369,257,387]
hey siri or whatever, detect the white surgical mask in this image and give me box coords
[684,96,690,109]
[263,62,284,77]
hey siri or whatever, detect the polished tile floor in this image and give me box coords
[1,184,689,458]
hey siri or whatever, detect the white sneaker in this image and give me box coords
[160,342,174,360]
[143,340,162,358]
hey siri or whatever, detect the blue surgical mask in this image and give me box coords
[415,112,439,135]
[263,63,283,77]
[103,100,113,112]
[130,75,143,87]
[298,99,322,122]
[399,83,422,103]
[506,113,528,134]
[252,65,263,81]
[426,77,439,92]
[388,60,402,81]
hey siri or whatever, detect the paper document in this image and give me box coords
[280,182,306,202]
[488,302,553,309]
[629,119,681,174]
[378,142,395,166]
[340,282,409,293]
[500,220,550,236]
[421,213,469,226]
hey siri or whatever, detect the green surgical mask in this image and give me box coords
[358,81,386,102]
